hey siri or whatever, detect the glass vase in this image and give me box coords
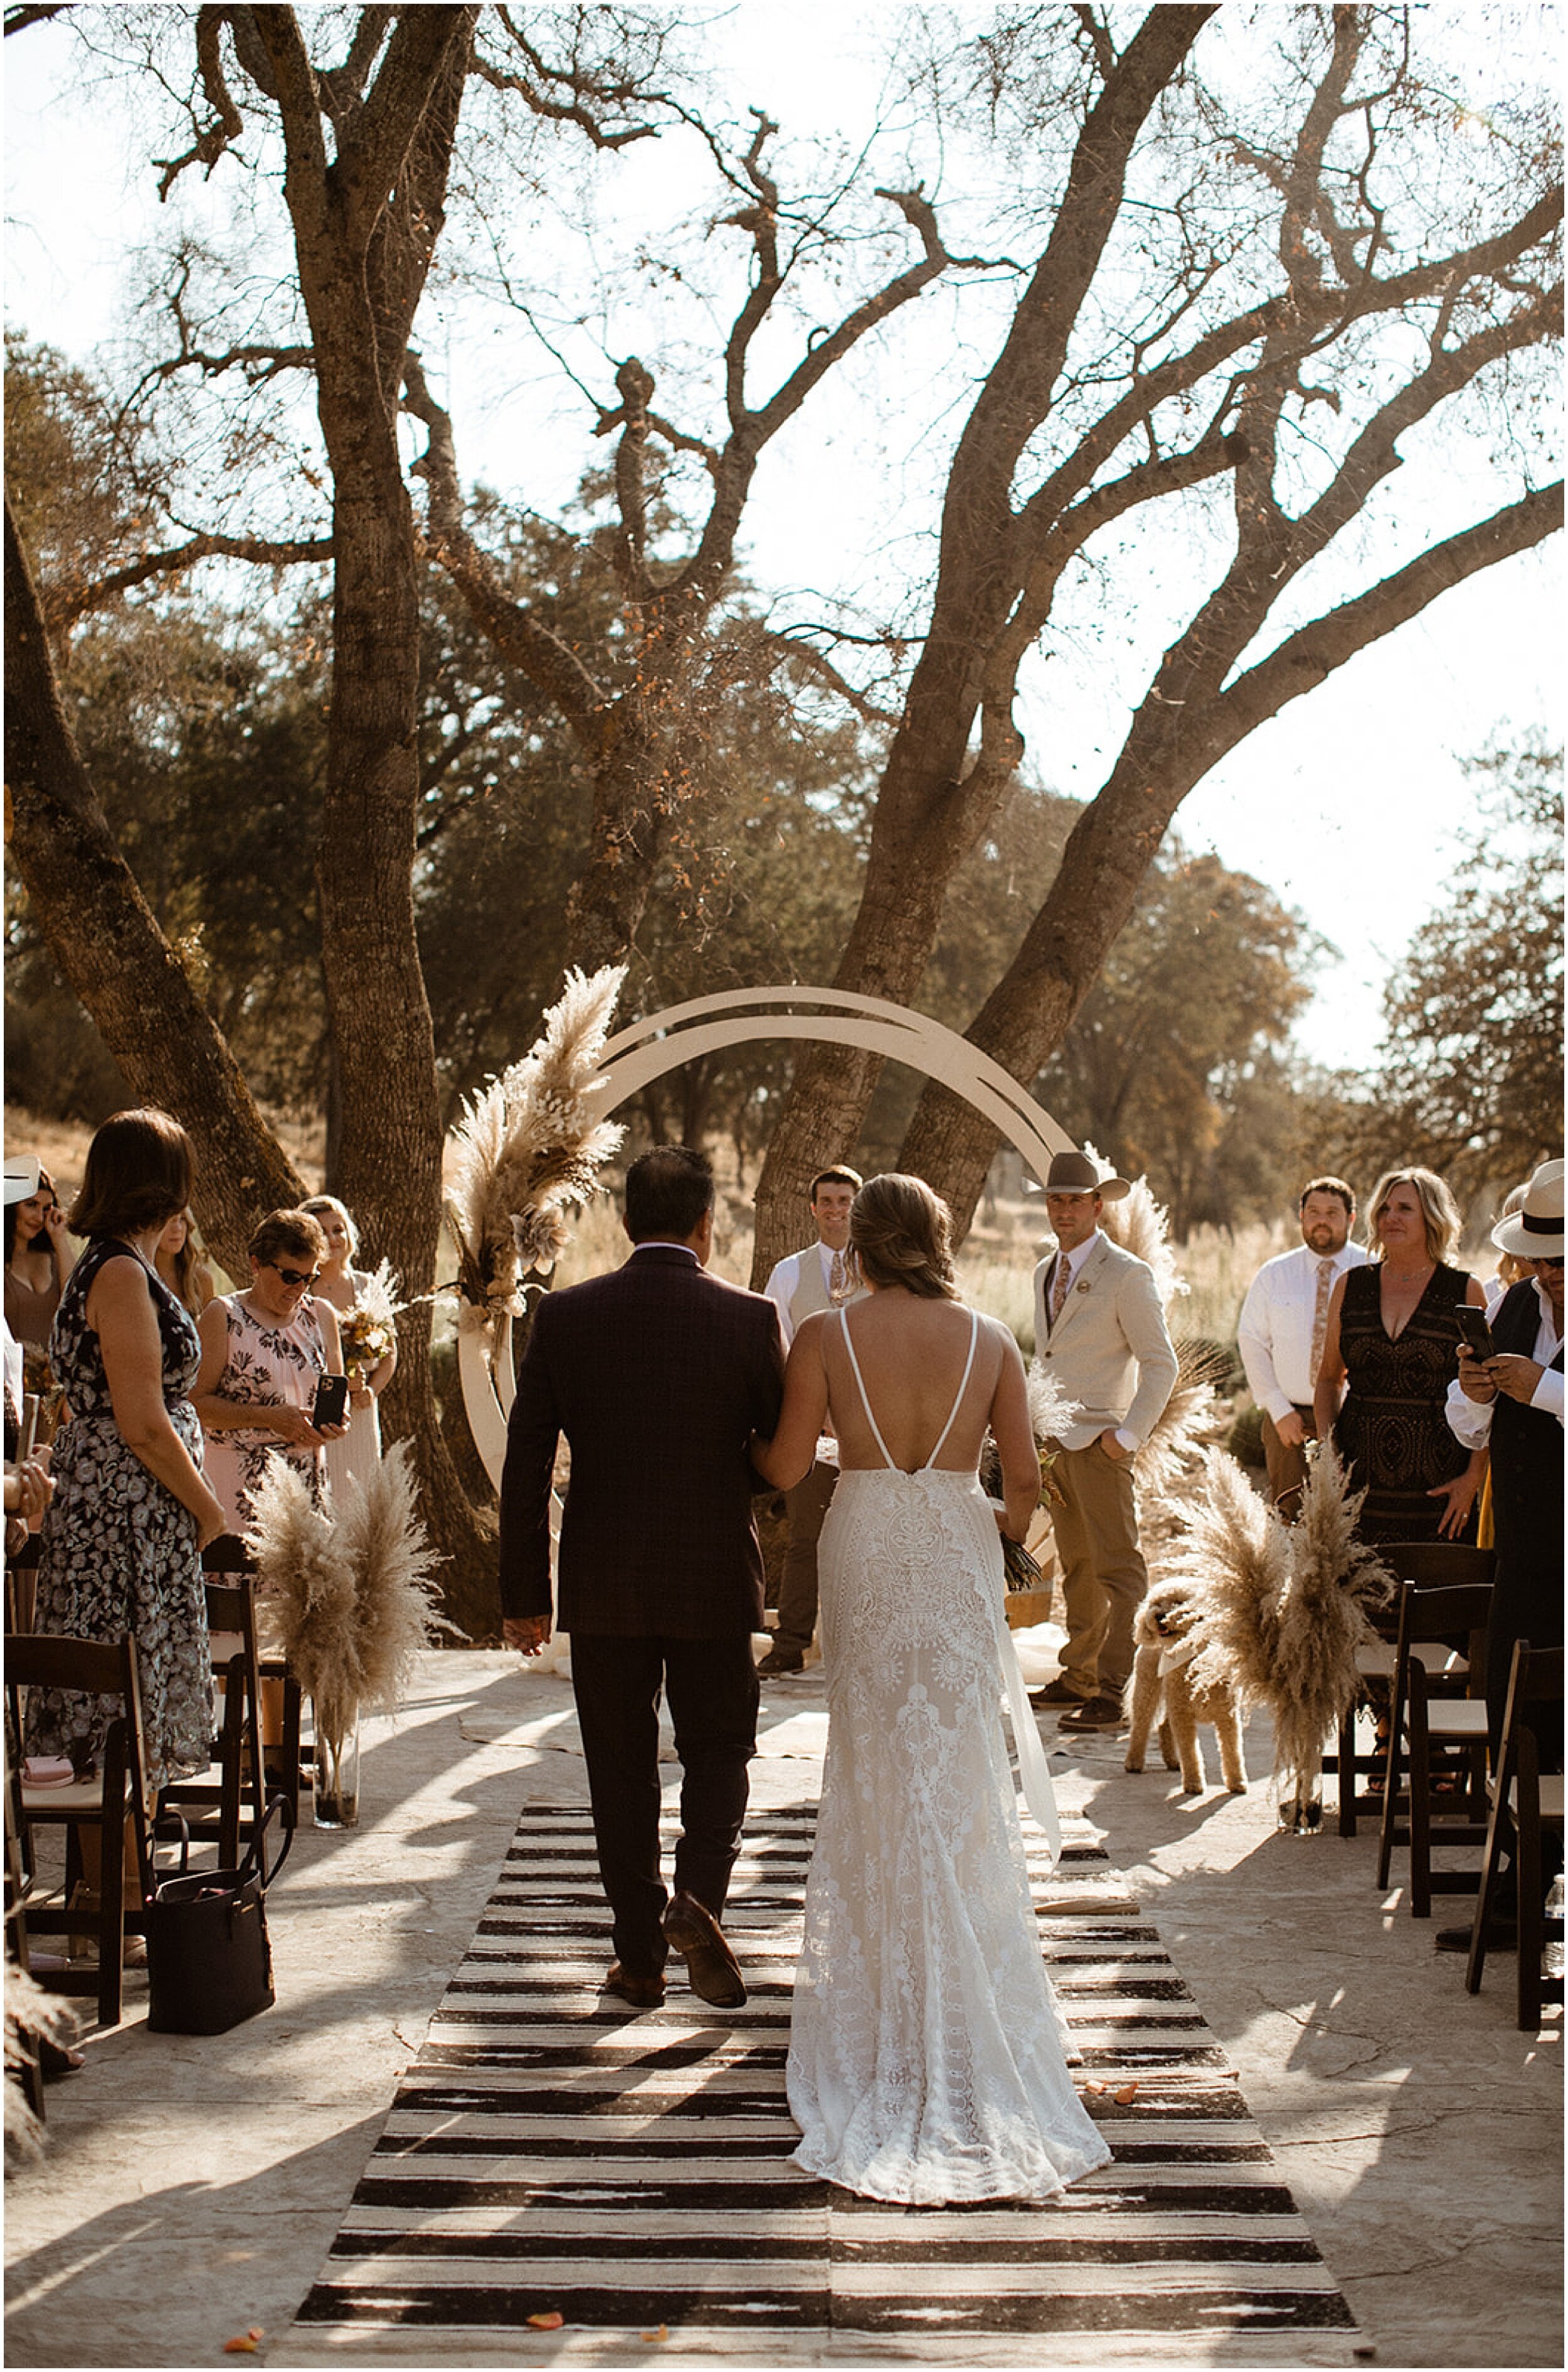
[313,1705,361,1829]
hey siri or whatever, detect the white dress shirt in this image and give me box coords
[1237,1241,1369,1421]
[763,1241,837,1350]
[1445,1278,1565,1445]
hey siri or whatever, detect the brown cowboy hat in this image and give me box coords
[1040,1148,1131,1202]
[1491,1158,1564,1259]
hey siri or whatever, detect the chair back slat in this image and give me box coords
[1381,1540,1496,1591]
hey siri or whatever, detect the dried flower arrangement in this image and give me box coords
[243,1443,452,1783]
[445,966,628,1328]
[338,1258,400,1384]
[4,1965,76,2163]
[1173,1441,1393,1816]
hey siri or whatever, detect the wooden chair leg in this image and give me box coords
[1408,1691,1433,1919]
[218,1658,244,1868]
[1337,1702,1359,1837]
[1466,1789,1510,1996]
[1377,1697,1404,1887]
[95,1743,126,2030]
[1516,1751,1542,2032]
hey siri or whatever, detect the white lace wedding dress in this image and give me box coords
[787,1308,1112,2205]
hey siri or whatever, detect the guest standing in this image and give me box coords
[758,1166,867,1675]
[300,1194,396,1496]
[24,1110,226,1791]
[194,1208,347,1532]
[154,1207,216,1321]
[1237,1177,1368,1512]
[1314,1167,1487,1542]
[4,1161,75,1411]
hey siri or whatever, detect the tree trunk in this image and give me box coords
[4,497,305,1272]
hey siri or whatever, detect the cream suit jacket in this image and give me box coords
[1032,1232,1179,1452]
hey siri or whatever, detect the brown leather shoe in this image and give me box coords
[1057,1693,1126,1731]
[604,1961,665,2009]
[662,1890,746,2008]
[1030,1677,1089,1708]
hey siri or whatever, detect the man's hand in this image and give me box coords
[504,1614,553,1656]
[1486,1352,1545,1406]
[1456,1345,1497,1404]
[1098,1429,1131,1463]
[1273,1410,1307,1449]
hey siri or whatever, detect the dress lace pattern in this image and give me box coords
[786,1311,1111,2205]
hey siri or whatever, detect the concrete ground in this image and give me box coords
[4,1649,1561,2371]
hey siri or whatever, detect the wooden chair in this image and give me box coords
[4,1530,40,1637]
[1375,1576,1493,1915]
[156,1575,267,1866]
[1467,1641,1565,2031]
[1330,1542,1494,1837]
[5,1633,154,2027]
[201,1538,305,1826]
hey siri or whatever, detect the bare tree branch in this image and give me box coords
[43,529,333,632]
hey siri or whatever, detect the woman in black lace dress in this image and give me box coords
[26,1111,228,1790]
[1314,1167,1488,1543]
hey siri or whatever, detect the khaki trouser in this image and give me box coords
[1047,1436,1148,1699]
[1261,1404,1315,1517]
[773,1461,838,1658]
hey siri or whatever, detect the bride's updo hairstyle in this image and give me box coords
[849,1173,961,1301]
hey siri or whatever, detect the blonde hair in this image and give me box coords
[300,1194,359,1259]
[1494,1182,1530,1290]
[1365,1167,1463,1265]
[849,1173,960,1300]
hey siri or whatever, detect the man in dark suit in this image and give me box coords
[499,1147,785,2011]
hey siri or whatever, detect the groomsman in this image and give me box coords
[757,1167,867,1676]
[1030,1149,1178,1732]
[1237,1178,1367,1512]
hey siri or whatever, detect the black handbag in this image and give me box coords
[144,1795,294,2035]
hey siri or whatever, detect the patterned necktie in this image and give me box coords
[829,1249,849,1303]
[1049,1252,1072,1331]
[1309,1256,1335,1386]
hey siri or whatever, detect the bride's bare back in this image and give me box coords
[824,1296,1002,1473]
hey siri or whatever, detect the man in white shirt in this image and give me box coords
[1237,1177,1368,1512]
[1030,1149,1178,1731]
[757,1167,867,1675]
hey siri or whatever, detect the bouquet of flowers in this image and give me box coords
[339,1259,400,1386]
[978,1434,1046,1594]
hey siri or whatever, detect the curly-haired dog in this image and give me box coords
[1123,1582,1248,1796]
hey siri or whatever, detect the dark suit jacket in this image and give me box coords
[498,1245,785,1637]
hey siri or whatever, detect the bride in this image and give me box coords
[753,1173,1110,2206]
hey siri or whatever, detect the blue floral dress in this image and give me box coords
[26,1238,213,1791]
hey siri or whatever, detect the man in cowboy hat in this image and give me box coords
[1447,1157,1564,1756]
[1030,1148,1178,1731]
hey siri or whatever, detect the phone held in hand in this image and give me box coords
[312,1373,350,1429]
[1454,1305,1496,1363]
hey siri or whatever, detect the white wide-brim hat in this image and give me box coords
[3,1156,41,1207]
[1492,1158,1564,1259]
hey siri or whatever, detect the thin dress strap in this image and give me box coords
[837,1308,895,1469]
[923,1308,980,1470]
[838,1306,980,1474]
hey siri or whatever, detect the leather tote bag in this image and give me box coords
[145,1795,294,2035]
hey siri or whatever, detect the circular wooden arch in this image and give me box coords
[458,986,1072,1486]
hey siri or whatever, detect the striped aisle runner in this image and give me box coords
[280,1805,1364,2365]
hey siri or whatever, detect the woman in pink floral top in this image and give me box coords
[194,1207,348,1533]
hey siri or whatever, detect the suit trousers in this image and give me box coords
[773,1461,838,1656]
[569,1633,760,1979]
[1261,1404,1315,1515]
[1048,1438,1148,1698]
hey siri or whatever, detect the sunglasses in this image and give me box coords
[270,1263,320,1289]
[1532,1255,1565,1271]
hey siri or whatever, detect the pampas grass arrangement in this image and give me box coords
[445,965,628,1324]
[1175,1442,1393,1816]
[244,1444,452,1801]
[5,1967,76,2166]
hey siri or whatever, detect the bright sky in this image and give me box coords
[4,6,1560,1073]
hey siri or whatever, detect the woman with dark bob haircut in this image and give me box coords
[753,1173,1108,2207]
[196,1206,347,1537]
[25,1110,228,1794]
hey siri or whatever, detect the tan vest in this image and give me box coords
[788,1244,866,1330]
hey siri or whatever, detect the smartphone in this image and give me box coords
[312,1374,350,1429]
[1454,1306,1496,1363]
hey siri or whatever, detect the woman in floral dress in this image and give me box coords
[26,1110,228,1792]
[194,1208,349,1532]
